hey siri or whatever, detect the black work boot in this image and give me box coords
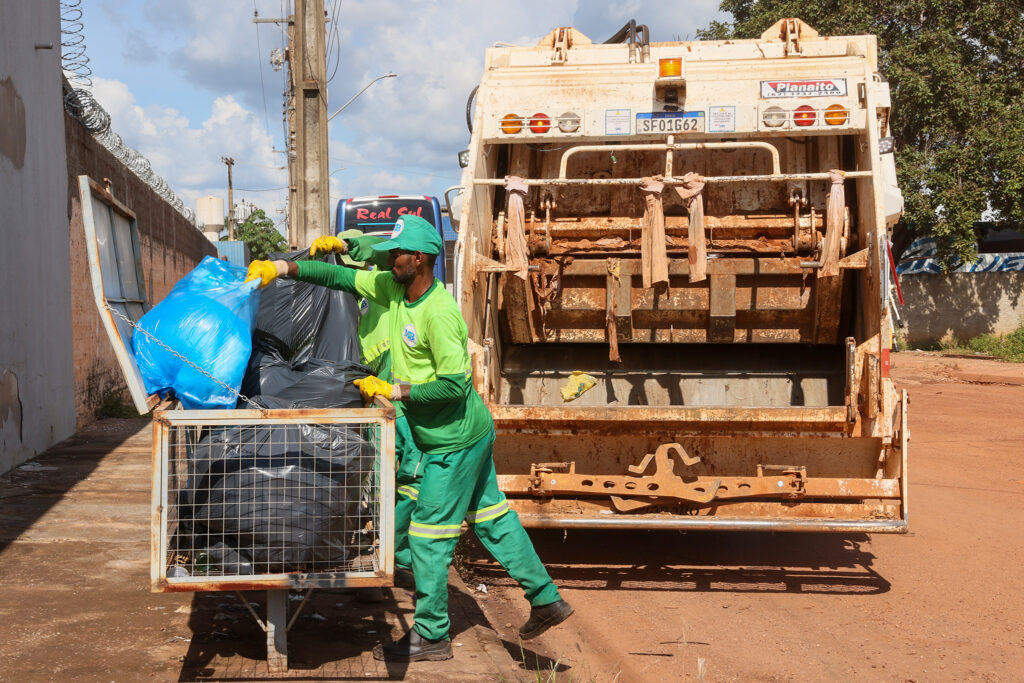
[372,628,453,662]
[519,599,574,640]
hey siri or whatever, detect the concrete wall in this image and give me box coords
[900,273,1024,345]
[66,115,216,430]
[0,3,77,473]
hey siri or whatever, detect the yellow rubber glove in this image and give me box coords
[309,235,348,257]
[353,376,395,401]
[244,260,279,288]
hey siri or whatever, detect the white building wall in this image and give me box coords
[0,2,76,473]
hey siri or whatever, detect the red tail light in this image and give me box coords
[529,113,551,134]
[794,105,816,127]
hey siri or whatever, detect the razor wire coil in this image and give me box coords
[64,85,197,224]
[60,0,195,225]
[60,0,92,88]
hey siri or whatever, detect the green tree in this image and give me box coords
[226,208,287,260]
[699,1,1024,267]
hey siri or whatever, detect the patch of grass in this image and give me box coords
[911,323,1024,362]
[98,386,142,418]
[963,324,1024,361]
[505,642,605,683]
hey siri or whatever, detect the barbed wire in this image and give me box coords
[63,85,196,224]
[59,1,195,224]
[60,0,92,88]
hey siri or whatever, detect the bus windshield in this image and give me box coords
[341,197,437,235]
[336,195,449,285]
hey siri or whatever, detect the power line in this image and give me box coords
[325,0,342,84]
[328,157,461,181]
[253,1,272,134]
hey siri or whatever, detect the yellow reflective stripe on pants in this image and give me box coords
[409,521,462,538]
[465,499,509,524]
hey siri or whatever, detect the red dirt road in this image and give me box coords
[465,352,1024,682]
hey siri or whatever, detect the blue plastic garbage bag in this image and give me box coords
[133,256,260,409]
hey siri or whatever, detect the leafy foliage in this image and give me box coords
[227,208,287,260]
[699,1,1024,267]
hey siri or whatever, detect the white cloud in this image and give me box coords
[91,76,286,220]
[86,1,728,232]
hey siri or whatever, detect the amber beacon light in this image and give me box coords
[658,58,682,78]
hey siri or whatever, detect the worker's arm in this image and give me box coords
[293,261,394,307]
[402,308,474,405]
[345,235,390,269]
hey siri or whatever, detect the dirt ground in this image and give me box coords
[464,351,1024,682]
[1,351,1022,682]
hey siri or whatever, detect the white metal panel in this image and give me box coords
[79,175,158,414]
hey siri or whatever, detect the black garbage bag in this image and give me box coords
[180,396,376,575]
[253,250,362,364]
[240,338,369,408]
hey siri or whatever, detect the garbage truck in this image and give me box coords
[450,19,909,532]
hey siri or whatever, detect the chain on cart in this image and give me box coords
[104,303,268,415]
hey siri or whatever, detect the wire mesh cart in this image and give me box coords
[80,175,396,672]
[152,404,395,672]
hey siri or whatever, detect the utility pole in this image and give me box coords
[287,0,329,249]
[221,156,235,240]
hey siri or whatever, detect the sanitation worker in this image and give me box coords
[246,215,573,662]
[313,232,418,590]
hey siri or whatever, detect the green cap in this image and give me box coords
[371,215,442,255]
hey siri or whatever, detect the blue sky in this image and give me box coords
[77,0,726,233]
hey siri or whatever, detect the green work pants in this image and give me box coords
[408,429,562,641]
[393,414,421,571]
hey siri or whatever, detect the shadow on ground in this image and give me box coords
[0,418,146,554]
[177,577,552,681]
[462,528,889,598]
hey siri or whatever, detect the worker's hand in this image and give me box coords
[309,235,348,257]
[353,376,409,402]
[244,260,289,288]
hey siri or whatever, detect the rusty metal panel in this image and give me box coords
[709,273,737,342]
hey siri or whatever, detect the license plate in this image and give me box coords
[636,111,705,134]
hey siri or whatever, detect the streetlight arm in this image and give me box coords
[327,72,397,121]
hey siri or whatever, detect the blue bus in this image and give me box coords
[335,195,447,284]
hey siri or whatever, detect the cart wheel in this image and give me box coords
[266,590,288,673]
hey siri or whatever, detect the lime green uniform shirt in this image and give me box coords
[346,235,393,379]
[357,296,391,377]
[295,261,493,454]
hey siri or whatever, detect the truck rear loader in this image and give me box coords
[452,19,909,532]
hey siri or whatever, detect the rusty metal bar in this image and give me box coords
[558,140,783,178]
[514,514,908,533]
[499,474,901,500]
[555,257,814,277]
[154,407,391,425]
[156,573,392,593]
[475,171,873,187]
[492,405,849,433]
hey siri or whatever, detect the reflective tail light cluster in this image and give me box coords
[762,104,850,129]
[500,111,581,135]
